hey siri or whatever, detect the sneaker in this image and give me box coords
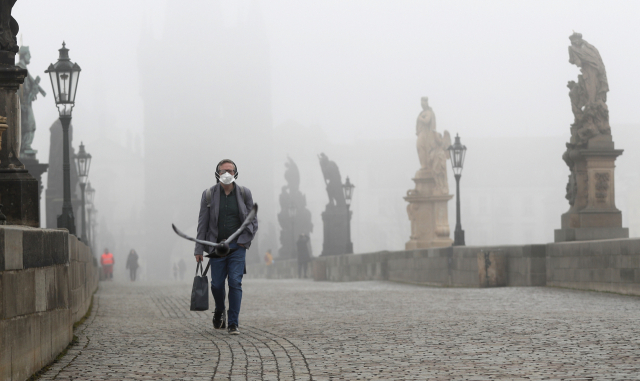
[213,310,226,329]
[228,324,239,335]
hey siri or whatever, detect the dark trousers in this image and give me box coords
[129,267,137,281]
[209,242,246,327]
[298,261,308,278]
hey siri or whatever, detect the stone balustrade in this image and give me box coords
[0,226,98,381]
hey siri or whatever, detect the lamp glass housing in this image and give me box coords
[86,182,95,205]
[448,134,467,176]
[342,176,355,206]
[45,42,81,116]
[74,142,92,184]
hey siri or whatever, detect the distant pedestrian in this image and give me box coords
[126,249,139,281]
[100,248,114,280]
[173,263,178,280]
[264,249,273,266]
[296,234,311,278]
[194,159,258,335]
[178,258,186,281]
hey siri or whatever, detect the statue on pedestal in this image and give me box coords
[17,44,46,159]
[405,97,453,249]
[555,33,628,242]
[277,157,313,259]
[415,97,451,195]
[318,153,352,256]
[0,1,40,227]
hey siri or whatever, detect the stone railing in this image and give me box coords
[311,244,547,287]
[247,238,640,296]
[0,226,99,381]
[547,238,640,295]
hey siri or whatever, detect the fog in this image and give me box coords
[14,1,640,279]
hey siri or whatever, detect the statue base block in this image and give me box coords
[21,156,48,202]
[320,205,352,256]
[404,190,453,250]
[556,137,627,242]
[0,169,40,227]
[554,227,629,242]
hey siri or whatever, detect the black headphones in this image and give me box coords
[215,159,239,183]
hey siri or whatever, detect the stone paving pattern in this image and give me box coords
[38,279,640,380]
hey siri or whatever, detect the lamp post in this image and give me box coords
[86,181,95,247]
[287,199,297,259]
[342,176,355,254]
[46,42,81,234]
[447,134,467,246]
[74,142,92,242]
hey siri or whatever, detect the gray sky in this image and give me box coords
[12,1,640,264]
[15,0,640,157]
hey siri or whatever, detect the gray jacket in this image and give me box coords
[193,183,258,255]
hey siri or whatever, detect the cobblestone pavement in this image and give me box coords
[39,279,640,380]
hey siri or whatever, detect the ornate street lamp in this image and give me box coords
[74,142,91,242]
[46,42,81,234]
[86,181,95,247]
[342,176,355,254]
[448,134,467,246]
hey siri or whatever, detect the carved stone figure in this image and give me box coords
[277,157,313,259]
[0,2,40,227]
[415,97,451,195]
[318,153,352,256]
[18,45,46,157]
[566,32,610,146]
[405,97,453,249]
[0,0,19,54]
[318,152,345,207]
[555,33,627,242]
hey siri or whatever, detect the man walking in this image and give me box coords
[296,234,311,278]
[194,159,258,335]
[126,249,139,281]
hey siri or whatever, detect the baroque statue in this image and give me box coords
[555,33,627,242]
[415,97,451,195]
[0,0,19,54]
[18,44,46,157]
[567,32,610,145]
[277,157,313,259]
[562,32,611,206]
[318,153,353,256]
[318,152,346,207]
[404,96,453,249]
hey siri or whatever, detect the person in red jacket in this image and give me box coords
[100,248,115,280]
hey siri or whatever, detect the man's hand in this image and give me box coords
[238,243,245,248]
[195,255,203,262]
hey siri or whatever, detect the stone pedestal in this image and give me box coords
[0,51,39,227]
[320,204,352,256]
[405,169,453,249]
[21,151,48,202]
[555,136,628,242]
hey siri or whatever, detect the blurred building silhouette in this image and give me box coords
[45,119,81,229]
[138,1,274,278]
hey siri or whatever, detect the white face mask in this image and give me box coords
[219,172,235,185]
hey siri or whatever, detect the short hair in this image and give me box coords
[216,159,237,173]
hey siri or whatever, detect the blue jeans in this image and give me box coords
[209,242,246,327]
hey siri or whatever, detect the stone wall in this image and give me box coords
[546,238,640,295]
[247,244,547,288]
[0,226,99,381]
[246,258,306,279]
[248,238,640,297]
[311,245,547,287]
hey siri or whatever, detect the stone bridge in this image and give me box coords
[18,280,640,380]
[2,225,640,380]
